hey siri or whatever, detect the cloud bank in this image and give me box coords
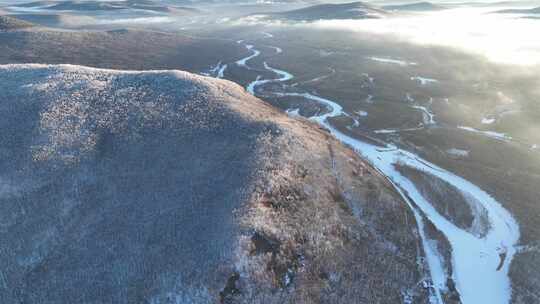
[311,7,540,66]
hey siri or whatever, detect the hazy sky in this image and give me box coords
[309,6,540,66]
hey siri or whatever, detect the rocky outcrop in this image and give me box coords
[253,2,387,22]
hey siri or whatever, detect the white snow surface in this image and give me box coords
[367,56,418,66]
[286,108,300,117]
[412,105,436,125]
[411,76,439,86]
[481,117,496,124]
[270,46,283,54]
[374,129,398,134]
[207,61,228,79]
[235,44,261,68]
[458,126,512,142]
[365,94,374,103]
[246,62,293,95]
[310,95,519,304]
[217,64,227,79]
[447,148,470,157]
[355,110,368,117]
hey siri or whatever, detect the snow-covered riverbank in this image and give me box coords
[228,37,520,304]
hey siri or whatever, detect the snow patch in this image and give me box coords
[235,44,261,68]
[447,148,470,157]
[458,126,512,142]
[286,108,300,117]
[481,117,496,124]
[206,61,228,79]
[367,56,417,66]
[365,94,374,103]
[355,110,368,117]
[406,93,414,102]
[269,46,282,54]
[412,105,436,125]
[374,129,398,134]
[411,76,439,86]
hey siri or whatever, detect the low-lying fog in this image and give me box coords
[5,0,539,67]
[309,6,540,66]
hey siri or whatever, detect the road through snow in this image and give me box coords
[229,37,520,304]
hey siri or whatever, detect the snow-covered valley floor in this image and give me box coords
[218,34,521,304]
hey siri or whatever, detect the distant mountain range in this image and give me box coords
[0,15,34,29]
[253,1,388,22]
[383,1,446,12]
[495,6,540,14]
[11,0,199,13]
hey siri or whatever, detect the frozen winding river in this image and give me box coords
[211,34,520,304]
